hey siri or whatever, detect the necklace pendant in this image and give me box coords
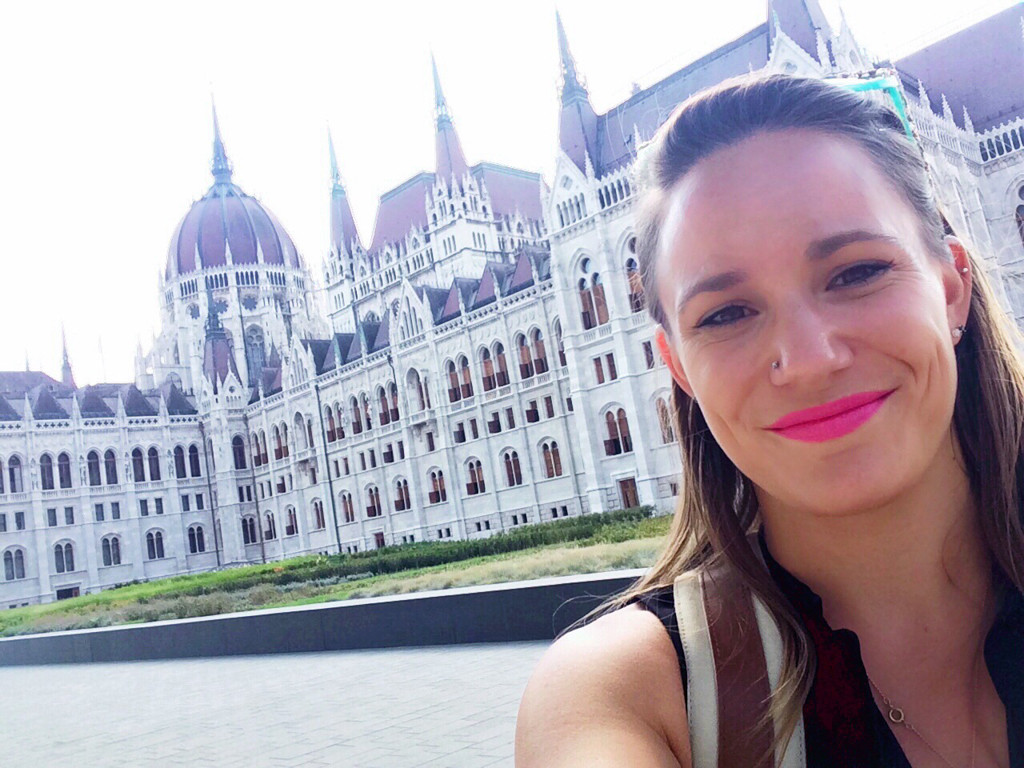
[887,706,905,725]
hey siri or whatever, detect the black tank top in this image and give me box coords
[628,542,1024,767]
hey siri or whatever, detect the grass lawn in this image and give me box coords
[0,513,671,638]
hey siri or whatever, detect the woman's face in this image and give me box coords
[654,129,971,515]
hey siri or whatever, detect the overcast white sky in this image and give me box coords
[0,0,1018,386]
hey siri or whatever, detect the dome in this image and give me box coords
[165,107,303,281]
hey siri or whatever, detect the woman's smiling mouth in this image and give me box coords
[767,389,896,443]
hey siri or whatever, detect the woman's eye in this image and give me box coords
[828,262,891,289]
[696,305,753,328]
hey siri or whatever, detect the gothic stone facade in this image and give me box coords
[2,2,1023,607]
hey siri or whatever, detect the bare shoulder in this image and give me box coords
[514,601,691,768]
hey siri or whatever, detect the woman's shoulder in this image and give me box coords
[514,601,691,768]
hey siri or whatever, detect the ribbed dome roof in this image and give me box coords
[165,106,302,280]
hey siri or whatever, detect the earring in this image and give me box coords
[952,325,967,340]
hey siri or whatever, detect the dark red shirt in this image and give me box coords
[629,539,1024,766]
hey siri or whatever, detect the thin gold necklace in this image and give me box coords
[865,582,989,768]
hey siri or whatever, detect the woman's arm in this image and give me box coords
[514,603,692,768]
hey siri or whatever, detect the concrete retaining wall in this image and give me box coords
[0,569,646,665]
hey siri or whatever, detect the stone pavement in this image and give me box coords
[0,641,550,767]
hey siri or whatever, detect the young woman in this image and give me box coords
[515,74,1022,767]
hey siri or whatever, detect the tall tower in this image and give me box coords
[60,326,76,390]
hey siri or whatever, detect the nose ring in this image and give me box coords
[771,360,781,371]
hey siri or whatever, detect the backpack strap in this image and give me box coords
[674,566,806,768]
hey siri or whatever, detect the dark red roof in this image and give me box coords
[166,181,302,279]
[472,164,543,221]
[896,4,1024,132]
[369,173,433,252]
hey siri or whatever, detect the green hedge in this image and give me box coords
[145,505,657,598]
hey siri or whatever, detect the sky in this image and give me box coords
[0,0,1019,386]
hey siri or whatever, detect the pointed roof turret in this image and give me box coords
[202,285,239,392]
[328,126,362,256]
[432,54,469,182]
[60,325,76,390]
[211,98,233,184]
[555,11,598,174]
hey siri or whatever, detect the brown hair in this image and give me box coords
[587,73,1024,750]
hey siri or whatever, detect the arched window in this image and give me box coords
[466,459,485,495]
[542,441,563,478]
[530,329,548,374]
[54,542,74,573]
[241,516,258,545]
[104,449,118,484]
[447,361,461,403]
[361,393,373,432]
[553,319,567,368]
[146,531,164,559]
[429,470,447,504]
[604,409,633,455]
[280,425,289,458]
[312,500,325,530]
[578,276,597,330]
[517,334,534,379]
[592,273,609,325]
[656,397,676,444]
[4,549,26,580]
[494,343,509,387]
[188,525,206,553]
[1016,202,1024,252]
[87,451,102,486]
[232,436,247,469]
[351,396,363,434]
[366,486,382,517]
[131,449,145,482]
[625,257,644,313]
[101,536,121,566]
[7,456,22,493]
[503,451,523,487]
[388,382,400,422]
[394,479,411,511]
[480,348,496,391]
[285,508,298,536]
[341,492,355,523]
[174,446,187,479]
[377,386,390,425]
[189,445,202,477]
[273,426,283,461]
[459,356,473,398]
[326,406,337,441]
[40,453,54,490]
[57,452,73,489]
[147,447,161,481]
[264,513,277,540]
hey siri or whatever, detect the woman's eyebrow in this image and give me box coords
[674,270,746,316]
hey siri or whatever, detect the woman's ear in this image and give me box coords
[943,236,972,332]
[655,326,694,398]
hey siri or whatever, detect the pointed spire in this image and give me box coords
[327,126,362,258]
[917,79,930,109]
[431,55,469,182]
[60,325,76,390]
[211,97,233,184]
[962,106,975,134]
[941,94,954,123]
[328,125,341,188]
[556,10,588,105]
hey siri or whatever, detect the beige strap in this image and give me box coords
[674,571,718,767]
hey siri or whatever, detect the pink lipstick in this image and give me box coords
[767,390,895,443]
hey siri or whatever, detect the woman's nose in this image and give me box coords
[770,305,853,384]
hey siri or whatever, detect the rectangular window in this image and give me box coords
[196,493,204,510]
[484,520,490,530]
[64,507,74,525]
[181,495,190,512]
[643,341,655,370]
[360,452,366,471]
[15,512,25,530]
[605,353,618,380]
[593,357,605,384]
[475,521,482,531]
[155,498,164,515]
[111,502,120,520]
[140,499,149,517]
[94,503,104,523]
[343,457,350,475]
[561,505,568,517]
[238,486,245,503]
[398,441,405,460]
[246,485,253,501]
[469,419,479,439]
[47,508,57,527]
[505,407,515,429]
[566,396,574,412]
[333,459,340,478]
[0,514,6,533]
[512,514,519,525]
[544,396,554,419]
[369,449,376,468]
[426,432,435,452]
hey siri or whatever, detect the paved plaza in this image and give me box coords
[0,641,550,767]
